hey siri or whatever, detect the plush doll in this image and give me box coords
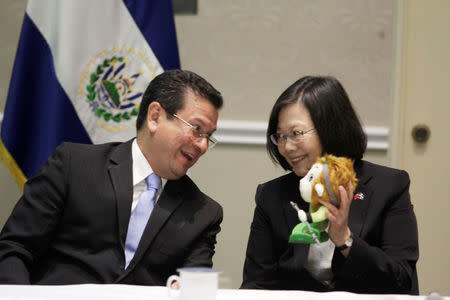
[289,154,358,244]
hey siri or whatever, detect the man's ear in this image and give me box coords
[146,102,163,133]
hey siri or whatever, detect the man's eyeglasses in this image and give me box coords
[270,127,315,146]
[172,114,217,149]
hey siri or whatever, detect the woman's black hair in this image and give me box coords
[266,76,367,170]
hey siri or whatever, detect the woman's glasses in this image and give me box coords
[270,128,315,146]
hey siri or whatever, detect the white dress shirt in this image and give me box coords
[131,139,167,213]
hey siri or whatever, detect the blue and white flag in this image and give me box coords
[0,0,180,189]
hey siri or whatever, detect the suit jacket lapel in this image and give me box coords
[282,173,308,231]
[348,161,373,237]
[281,172,311,265]
[108,140,134,250]
[128,179,184,268]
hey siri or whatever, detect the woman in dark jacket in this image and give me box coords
[240,76,419,294]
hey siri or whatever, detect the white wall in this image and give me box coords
[0,0,25,230]
[175,0,393,288]
[1,0,395,290]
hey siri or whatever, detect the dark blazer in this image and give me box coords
[0,140,223,285]
[241,160,418,294]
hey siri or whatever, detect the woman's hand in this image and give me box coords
[319,182,354,251]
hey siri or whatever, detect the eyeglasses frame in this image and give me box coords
[171,114,217,149]
[270,127,315,146]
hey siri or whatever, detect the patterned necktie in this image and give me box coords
[124,173,161,268]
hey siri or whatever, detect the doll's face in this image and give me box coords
[299,163,323,203]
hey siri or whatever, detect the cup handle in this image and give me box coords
[166,275,180,299]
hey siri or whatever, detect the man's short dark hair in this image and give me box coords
[266,76,367,171]
[136,69,223,131]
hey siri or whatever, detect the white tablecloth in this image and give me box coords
[0,284,447,300]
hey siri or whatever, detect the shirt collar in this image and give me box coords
[131,138,167,188]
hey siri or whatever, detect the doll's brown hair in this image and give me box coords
[310,154,358,211]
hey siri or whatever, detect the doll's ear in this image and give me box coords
[314,184,324,197]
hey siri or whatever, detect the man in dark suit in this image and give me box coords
[0,70,224,285]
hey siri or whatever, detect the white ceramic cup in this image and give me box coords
[166,267,221,300]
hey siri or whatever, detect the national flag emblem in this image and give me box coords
[80,49,156,127]
[0,0,180,189]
